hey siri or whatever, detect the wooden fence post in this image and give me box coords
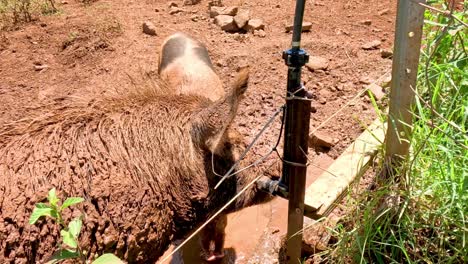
[385,0,426,173]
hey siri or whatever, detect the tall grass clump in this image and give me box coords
[328,2,467,263]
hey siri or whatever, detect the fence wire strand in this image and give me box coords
[213,105,285,189]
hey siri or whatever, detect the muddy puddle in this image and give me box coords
[168,202,274,264]
[162,154,334,264]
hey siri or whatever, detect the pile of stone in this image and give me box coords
[210,6,265,34]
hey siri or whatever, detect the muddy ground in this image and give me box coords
[0,0,395,263]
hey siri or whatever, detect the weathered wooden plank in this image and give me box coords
[304,118,386,217]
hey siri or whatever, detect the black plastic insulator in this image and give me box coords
[282,49,309,67]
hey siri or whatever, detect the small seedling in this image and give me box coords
[29,188,123,264]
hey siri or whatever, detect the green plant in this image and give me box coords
[29,188,124,264]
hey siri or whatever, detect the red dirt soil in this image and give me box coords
[0,0,396,263]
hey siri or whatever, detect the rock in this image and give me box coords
[209,6,238,18]
[305,56,329,71]
[34,64,48,71]
[208,0,223,7]
[305,22,315,31]
[61,0,68,4]
[361,40,381,50]
[253,29,266,38]
[244,18,265,32]
[381,75,392,88]
[380,49,393,58]
[233,9,250,29]
[215,59,225,67]
[335,28,350,35]
[360,19,372,26]
[183,0,201,5]
[285,22,312,32]
[379,8,390,16]
[319,89,332,98]
[318,90,329,105]
[40,22,47,27]
[231,33,244,41]
[359,76,372,84]
[142,21,157,36]
[169,7,183,15]
[302,218,338,256]
[309,132,335,148]
[310,105,317,113]
[191,15,199,22]
[168,1,178,8]
[214,15,238,32]
[303,74,310,85]
[366,83,385,101]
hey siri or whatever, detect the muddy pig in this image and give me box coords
[159,32,241,261]
[158,32,224,102]
[0,66,270,263]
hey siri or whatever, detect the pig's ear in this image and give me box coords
[192,67,249,153]
[230,66,249,97]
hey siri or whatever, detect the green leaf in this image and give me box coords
[92,253,125,264]
[50,208,59,219]
[35,202,51,209]
[46,249,80,264]
[29,207,53,225]
[68,217,82,239]
[61,197,84,211]
[60,230,77,249]
[48,188,59,208]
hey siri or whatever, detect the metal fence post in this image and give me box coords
[385,0,426,173]
[280,0,311,263]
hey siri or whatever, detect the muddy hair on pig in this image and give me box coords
[0,68,261,263]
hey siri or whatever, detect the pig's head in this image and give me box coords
[190,67,273,211]
[191,67,249,156]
